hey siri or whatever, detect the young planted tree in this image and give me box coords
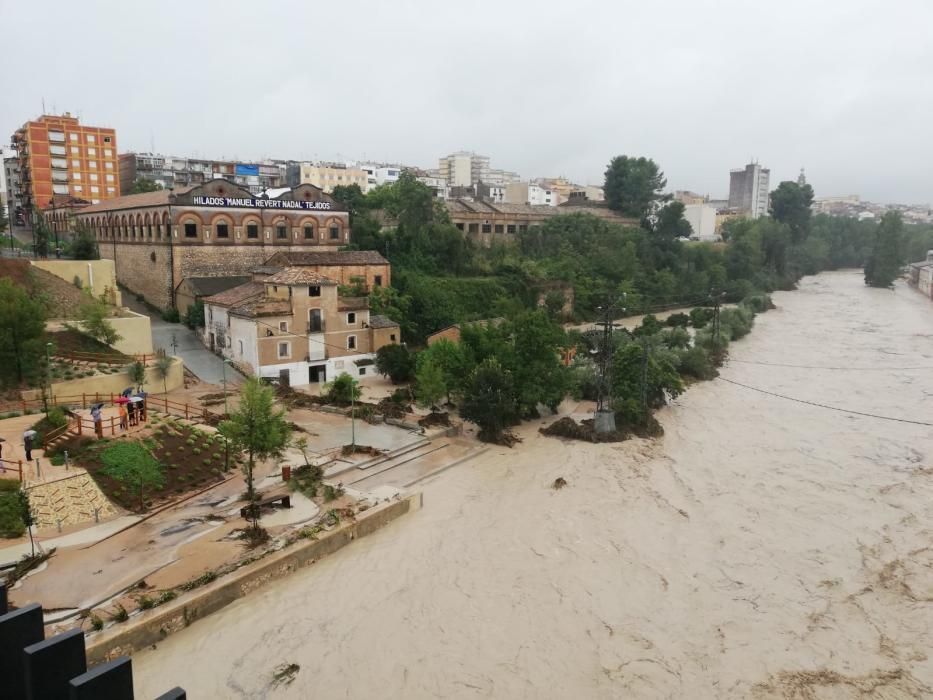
[155,355,173,394]
[219,378,292,530]
[100,442,164,511]
[128,360,147,392]
[323,372,362,405]
[79,292,122,346]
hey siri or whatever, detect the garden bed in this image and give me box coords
[50,418,241,513]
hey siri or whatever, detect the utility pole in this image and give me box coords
[592,293,624,433]
[711,289,726,345]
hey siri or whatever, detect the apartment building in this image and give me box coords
[438,151,519,188]
[358,164,402,192]
[504,182,555,206]
[10,113,119,225]
[119,153,285,195]
[202,264,399,386]
[285,162,368,193]
[728,162,770,218]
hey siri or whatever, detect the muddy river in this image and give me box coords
[134,271,933,699]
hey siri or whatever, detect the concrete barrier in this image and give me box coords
[85,493,422,664]
[21,357,184,402]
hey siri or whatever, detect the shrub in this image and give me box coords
[660,327,690,350]
[137,595,154,610]
[110,604,129,622]
[677,346,718,380]
[742,293,773,313]
[0,491,26,538]
[158,590,177,605]
[90,614,104,631]
[323,484,337,502]
[665,313,689,328]
[689,307,713,328]
[720,306,754,340]
[177,445,185,452]
[72,275,83,289]
[192,448,201,455]
[161,307,181,323]
[203,458,212,466]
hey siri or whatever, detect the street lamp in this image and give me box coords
[45,342,53,415]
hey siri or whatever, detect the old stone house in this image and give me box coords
[73,179,350,310]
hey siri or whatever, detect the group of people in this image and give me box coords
[91,393,147,439]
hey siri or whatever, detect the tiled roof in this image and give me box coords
[202,281,265,307]
[265,268,338,285]
[229,298,292,318]
[76,185,196,213]
[264,250,389,266]
[368,314,399,329]
[183,276,251,297]
[251,265,283,276]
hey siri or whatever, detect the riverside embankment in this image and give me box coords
[134,270,933,699]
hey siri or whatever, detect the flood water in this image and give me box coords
[134,271,933,699]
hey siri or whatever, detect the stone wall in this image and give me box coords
[86,493,422,664]
[102,241,173,310]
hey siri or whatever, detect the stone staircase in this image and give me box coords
[26,473,119,530]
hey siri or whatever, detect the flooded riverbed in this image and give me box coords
[134,271,933,699]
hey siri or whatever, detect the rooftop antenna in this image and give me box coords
[42,97,46,114]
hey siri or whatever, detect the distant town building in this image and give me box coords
[119,153,285,195]
[285,162,368,193]
[673,190,706,205]
[73,179,350,310]
[728,162,770,218]
[504,182,556,206]
[358,164,402,192]
[201,251,397,386]
[10,113,120,225]
[438,151,519,188]
[445,199,638,247]
[684,204,719,241]
[416,174,449,199]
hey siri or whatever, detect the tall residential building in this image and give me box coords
[437,151,519,187]
[285,162,367,193]
[728,162,770,218]
[10,113,120,224]
[358,163,403,192]
[119,152,285,195]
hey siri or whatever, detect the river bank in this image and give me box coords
[133,270,933,699]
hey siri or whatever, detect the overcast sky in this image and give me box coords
[3,0,931,203]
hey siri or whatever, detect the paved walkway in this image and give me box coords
[122,294,241,385]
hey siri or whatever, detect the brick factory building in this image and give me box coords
[74,179,350,310]
[10,113,120,226]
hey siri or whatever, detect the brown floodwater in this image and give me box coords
[134,271,933,699]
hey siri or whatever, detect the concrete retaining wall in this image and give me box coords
[85,493,422,664]
[21,357,184,402]
[31,259,123,305]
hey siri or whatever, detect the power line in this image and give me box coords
[728,359,933,371]
[718,377,933,427]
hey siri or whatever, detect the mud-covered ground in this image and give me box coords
[134,271,933,699]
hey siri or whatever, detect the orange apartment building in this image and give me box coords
[10,113,120,226]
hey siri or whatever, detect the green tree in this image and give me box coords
[504,311,569,416]
[131,177,163,194]
[128,360,146,392]
[653,201,693,239]
[155,355,173,394]
[611,341,684,425]
[183,299,205,329]
[34,214,51,257]
[417,338,471,404]
[69,221,100,260]
[0,205,8,237]
[219,378,293,527]
[604,156,667,217]
[375,343,415,383]
[770,181,815,243]
[79,292,122,346]
[415,357,446,409]
[18,488,35,556]
[0,279,47,386]
[100,442,165,511]
[864,211,903,288]
[323,372,362,405]
[460,358,518,443]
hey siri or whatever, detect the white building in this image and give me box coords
[504,182,556,206]
[728,162,770,218]
[438,151,519,188]
[358,164,403,192]
[417,175,449,199]
[684,204,719,241]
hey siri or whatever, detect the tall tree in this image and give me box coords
[131,177,163,194]
[69,221,100,260]
[219,378,293,529]
[864,211,903,288]
[604,156,667,218]
[460,358,518,443]
[415,357,446,409]
[770,181,815,243]
[416,338,471,404]
[0,279,47,386]
[653,201,693,240]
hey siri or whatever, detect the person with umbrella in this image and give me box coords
[117,398,129,431]
[91,403,104,439]
[23,429,37,461]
